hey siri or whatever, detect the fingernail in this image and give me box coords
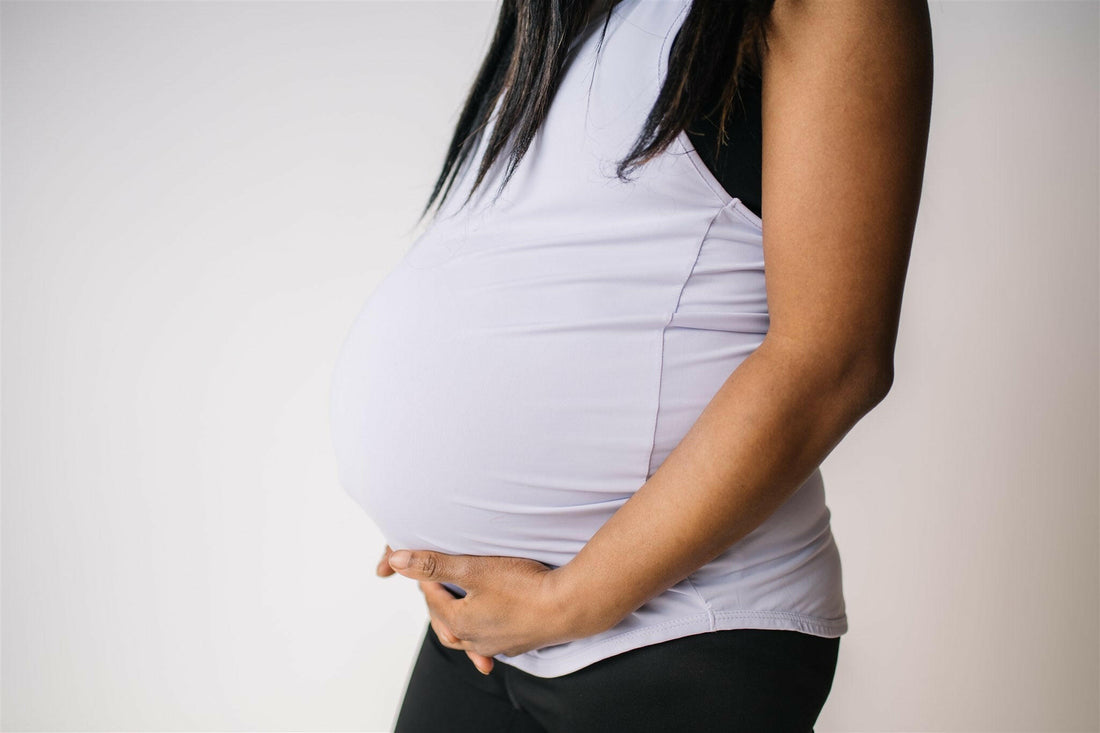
[389,550,411,569]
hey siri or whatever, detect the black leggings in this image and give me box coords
[394,621,840,732]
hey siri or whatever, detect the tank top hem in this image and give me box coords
[496,610,849,679]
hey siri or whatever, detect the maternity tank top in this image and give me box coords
[329,0,847,678]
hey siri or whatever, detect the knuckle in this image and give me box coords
[453,558,470,583]
[449,611,468,639]
[431,621,453,644]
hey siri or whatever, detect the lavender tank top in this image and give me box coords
[329,0,847,678]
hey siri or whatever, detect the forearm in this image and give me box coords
[551,336,890,635]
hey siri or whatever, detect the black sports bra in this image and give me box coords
[671,27,763,220]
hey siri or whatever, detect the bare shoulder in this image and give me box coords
[756,0,934,390]
[763,0,934,95]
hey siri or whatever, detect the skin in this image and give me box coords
[380,0,934,675]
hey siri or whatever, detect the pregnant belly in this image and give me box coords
[329,262,664,570]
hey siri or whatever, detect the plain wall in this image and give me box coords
[2,1,1097,731]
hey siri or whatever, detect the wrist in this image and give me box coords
[541,561,625,642]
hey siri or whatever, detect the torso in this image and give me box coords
[330,0,844,678]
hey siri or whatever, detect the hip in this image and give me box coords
[395,621,841,733]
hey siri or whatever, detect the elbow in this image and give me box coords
[843,352,894,412]
[862,360,894,407]
[759,334,895,410]
[815,348,896,411]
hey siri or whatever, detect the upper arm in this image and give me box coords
[758,0,933,391]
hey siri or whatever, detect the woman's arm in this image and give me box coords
[389,0,934,658]
[550,0,935,634]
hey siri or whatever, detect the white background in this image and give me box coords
[2,1,1097,730]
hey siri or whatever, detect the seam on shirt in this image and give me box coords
[655,0,690,85]
[645,200,737,479]
[728,197,764,231]
[711,609,849,631]
[683,575,717,631]
[675,131,735,209]
[588,609,847,651]
[501,609,849,678]
[568,613,713,650]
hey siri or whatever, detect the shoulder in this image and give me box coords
[758,0,933,173]
[762,0,933,85]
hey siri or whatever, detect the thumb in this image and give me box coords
[389,549,474,586]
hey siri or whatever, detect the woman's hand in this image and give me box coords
[376,545,496,675]
[386,548,607,660]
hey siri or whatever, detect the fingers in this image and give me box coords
[416,580,493,675]
[418,580,465,635]
[376,545,395,577]
[426,604,494,676]
[430,616,460,645]
[466,650,494,676]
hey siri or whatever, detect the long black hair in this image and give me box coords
[416,0,775,226]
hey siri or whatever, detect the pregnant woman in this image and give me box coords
[330,0,932,730]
